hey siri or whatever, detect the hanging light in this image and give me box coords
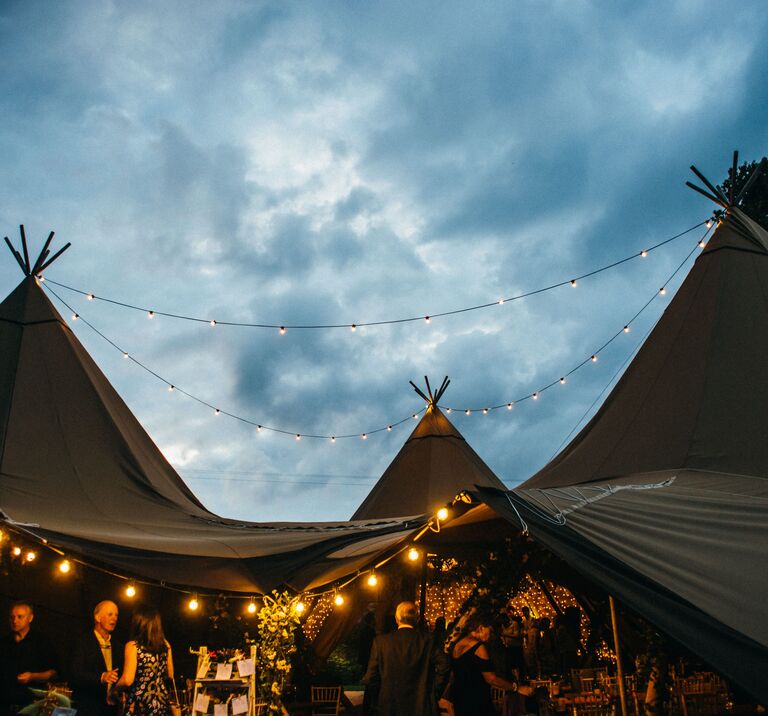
[148,311,155,319]
[361,433,367,440]
[87,293,95,301]
[331,436,336,443]
[25,550,37,562]
[387,425,392,431]
[214,408,221,416]
[334,592,345,606]
[482,408,489,415]
[12,546,22,557]
[294,600,306,614]
[210,319,216,327]
[408,547,420,562]
[350,324,357,332]
[570,279,577,287]
[295,434,301,441]
[437,507,449,521]
[168,385,175,392]
[58,559,71,574]
[125,583,137,598]
[279,326,286,335]
[247,599,257,615]
[367,572,378,587]
[559,377,566,385]
[659,287,667,295]
[188,595,200,611]
[424,316,430,323]
[72,313,79,321]
[123,352,129,359]
[507,403,513,410]
[591,354,598,362]
[706,219,714,228]
[640,250,648,258]
[623,325,630,333]
[532,392,539,400]
[257,425,263,433]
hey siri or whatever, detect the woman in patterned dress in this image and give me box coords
[114,605,175,716]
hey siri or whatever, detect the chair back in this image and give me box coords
[491,686,505,713]
[572,704,616,716]
[311,685,342,716]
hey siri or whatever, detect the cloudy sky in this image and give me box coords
[1,1,766,522]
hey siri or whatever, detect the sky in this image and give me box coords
[1,1,766,522]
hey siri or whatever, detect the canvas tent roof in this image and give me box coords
[351,400,507,520]
[434,204,768,701]
[0,273,422,594]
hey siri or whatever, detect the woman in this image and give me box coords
[114,605,174,716]
[449,615,532,716]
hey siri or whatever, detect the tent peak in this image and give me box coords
[4,225,70,277]
[409,375,450,408]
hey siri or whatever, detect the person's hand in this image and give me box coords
[17,672,33,684]
[102,669,119,684]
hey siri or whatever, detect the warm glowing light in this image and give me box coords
[247,600,257,614]
[188,596,199,611]
[25,550,36,562]
[123,352,129,359]
[623,325,630,333]
[532,392,539,400]
[560,377,566,384]
[279,326,286,335]
[126,584,137,598]
[294,600,306,614]
[659,287,667,295]
[482,408,488,415]
[331,436,336,443]
[446,407,452,413]
[148,311,155,319]
[437,507,449,521]
[351,324,357,332]
[570,279,577,287]
[12,546,22,557]
[498,299,505,305]
[87,293,94,301]
[408,547,420,562]
[257,425,263,432]
[214,408,221,416]
[72,313,79,321]
[334,593,345,606]
[168,385,175,392]
[640,250,648,258]
[698,240,706,248]
[706,219,714,228]
[361,433,367,440]
[412,414,418,420]
[367,572,378,587]
[58,559,71,574]
[465,409,471,415]
[507,403,513,410]
[425,316,430,323]
[295,434,301,441]
[387,425,392,431]
[591,354,598,362]
[210,319,216,326]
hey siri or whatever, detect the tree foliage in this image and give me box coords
[718,158,768,230]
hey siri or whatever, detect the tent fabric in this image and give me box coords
[351,403,507,519]
[0,276,422,594]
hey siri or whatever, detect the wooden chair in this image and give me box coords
[253,702,270,716]
[572,704,615,716]
[491,686,505,713]
[311,685,342,716]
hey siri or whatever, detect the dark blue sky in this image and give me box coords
[1,1,766,520]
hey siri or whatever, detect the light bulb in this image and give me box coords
[188,596,199,611]
[437,507,449,521]
[210,319,216,327]
[257,425,263,432]
[482,408,489,415]
[465,409,471,416]
[334,593,344,606]
[126,584,137,598]
[123,352,129,359]
[12,546,22,557]
[532,393,539,400]
[214,409,221,416]
[408,547,420,562]
[412,414,418,420]
[25,550,36,562]
[698,240,706,248]
[331,436,336,443]
[294,600,306,614]
[498,299,505,305]
[706,219,713,228]
[351,324,357,332]
[148,311,154,319]
[425,316,430,323]
[279,326,286,335]
[507,403,513,410]
[387,425,392,431]
[168,385,175,392]
[361,433,367,440]
[623,326,630,333]
[560,377,566,384]
[295,434,301,441]
[659,287,666,295]
[247,601,257,614]
[58,559,71,574]
[72,313,79,321]
[640,250,648,258]
[367,573,378,587]
[446,407,452,413]
[570,280,577,287]
[87,293,94,301]
[591,355,598,362]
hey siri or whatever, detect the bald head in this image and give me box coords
[395,601,419,627]
[93,600,118,637]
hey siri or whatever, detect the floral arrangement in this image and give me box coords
[254,591,302,713]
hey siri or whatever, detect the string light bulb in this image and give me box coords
[148,311,154,319]
[188,595,199,611]
[387,425,392,431]
[210,319,216,327]
[507,402,513,410]
[294,600,306,614]
[247,599,257,614]
[367,572,378,587]
[560,377,566,384]
[532,392,539,400]
[640,250,648,258]
[214,408,221,416]
[12,546,22,557]
[123,352,129,359]
[706,219,714,228]
[498,299,505,305]
[87,293,94,301]
[257,425,263,432]
[295,434,301,441]
[659,287,667,295]
[125,583,137,598]
[412,414,418,420]
[408,547,420,562]
[623,325,630,333]
[570,280,577,287]
[698,239,706,248]
[350,324,357,332]
[168,385,175,392]
[25,550,36,562]
[334,592,345,606]
[72,313,79,321]
[482,408,489,415]
[58,559,71,574]
[361,433,367,440]
[331,436,336,443]
[465,409,471,416]
[591,354,598,362]
[437,507,449,521]
[425,316,430,323]
[279,326,286,335]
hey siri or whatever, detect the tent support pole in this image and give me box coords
[419,552,428,621]
[609,595,629,716]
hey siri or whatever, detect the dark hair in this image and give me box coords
[463,613,493,636]
[130,605,166,653]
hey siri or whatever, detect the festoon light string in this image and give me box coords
[42,223,712,442]
[42,220,708,332]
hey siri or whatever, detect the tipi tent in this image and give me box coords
[352,378,507,520]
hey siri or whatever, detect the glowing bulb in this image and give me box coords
[257,425,263,432]
[532,392,539,400]
[498,299,505,305]
[640,250,648,258]
[168,385,175,392]
[25,550,36,562]
[123,352,129,359]
[72,313,79,321]
[12,546,22,557]
[247,600,257,614]
[560,377,566,384]
[425,316,430,323]
[210,319,216,327]
[698,240,706,248]
[188,596,199,611]
[408,547,420,562]
[295,434,301,441]
[87,293,94,301]
[148,311,155,319]
[465,409,471,415]
[125,584,137,598]
[706,219,713,228]
[437,507,449,521]
[367,572,378,587]
[334,593,345,606]
[331,436,336,443]
[58,559,71,574]
[623,325,630,333]
[412,414,418,420]
[387,425,392,431]
[570,279,577,287]
[659,287,666,295]
[214,408,221,416]
[446,407,452,413]
[279,326,286,335]
[482,408,489,415]
[351,324,357,332]
[361,433,367,440]
[591,355,598,362]
[294,600,306,614]
[38,275,45,282]
[507,403,513,410]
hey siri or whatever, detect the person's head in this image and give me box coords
[94,600,119,636]
[521,606,530,617]
[539,617,550,630]
[10,601,34,638]
[395,601,419,628]
[129,604,166,653]
[434,616,446,633]
[464,613,493,643]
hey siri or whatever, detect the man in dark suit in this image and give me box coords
[363,601,450,716]
[71,600,123,716]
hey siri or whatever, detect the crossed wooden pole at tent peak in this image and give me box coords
[409,375,451,408]
[4,224,70,277]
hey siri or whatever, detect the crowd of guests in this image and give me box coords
[0,600,176,716]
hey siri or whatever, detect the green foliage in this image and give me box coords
[718,158,768,229]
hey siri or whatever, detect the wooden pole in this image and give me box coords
[609,595,629,716]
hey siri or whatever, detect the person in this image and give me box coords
[536,617,558,677]
[71,600,124,716]
[0,601,59,716]
[556,607,582,677]
[363,601,450,716]
[449,614,532,716]
[113,605,174,716]
[521,606,539,678]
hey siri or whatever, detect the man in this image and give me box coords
[71,600,123,716]
[0,601,59,715]
[363,601,450,716]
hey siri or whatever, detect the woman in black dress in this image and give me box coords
[449,615,532,716]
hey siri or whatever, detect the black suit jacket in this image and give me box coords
[70,632,124,716]
[363,627,450,716]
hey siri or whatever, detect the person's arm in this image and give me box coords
[476,644,531,693]
[166,642,174,681]
[114,642,137,690]
[16,668,57,684]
